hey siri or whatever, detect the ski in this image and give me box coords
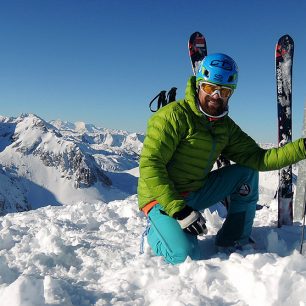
[188,31,207,75]
[276,34,294,227]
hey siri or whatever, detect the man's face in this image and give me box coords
[197,82,232,117]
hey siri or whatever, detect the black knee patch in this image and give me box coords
[238,184,251,196]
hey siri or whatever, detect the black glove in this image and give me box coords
[173,206,207,236]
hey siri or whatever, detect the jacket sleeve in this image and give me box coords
[222,119,306,171]
[139,108,187,216]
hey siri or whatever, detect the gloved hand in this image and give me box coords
[173,206,207,236]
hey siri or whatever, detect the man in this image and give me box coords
[137,53,306,265]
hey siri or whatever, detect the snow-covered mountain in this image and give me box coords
[0,114,143,214]
[50,119,144,157]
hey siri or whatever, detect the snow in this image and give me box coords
[0,170,306,306]
[0,115,305,305]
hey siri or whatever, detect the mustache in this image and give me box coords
[205,96,224,105]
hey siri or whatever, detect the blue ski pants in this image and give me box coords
[146,165,259,264]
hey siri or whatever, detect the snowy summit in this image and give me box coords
[0,114,305,306]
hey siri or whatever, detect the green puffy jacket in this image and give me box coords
[137,76,306,217]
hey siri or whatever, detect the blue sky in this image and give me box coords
[0,0,305,143]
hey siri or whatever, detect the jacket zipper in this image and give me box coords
[202,121,217,177]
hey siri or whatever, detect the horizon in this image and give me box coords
[0,0,305,142]
[0,112,280,147]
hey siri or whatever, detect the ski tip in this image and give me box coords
[275,34,294,58]
[188,32,207,55]
[282,34,293,39]
[190,31,203,37]
[277,34,294,43]
[189,32,205,46]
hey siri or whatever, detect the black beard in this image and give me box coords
[201,95,226,116]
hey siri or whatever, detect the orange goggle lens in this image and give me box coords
[200,82,233,98]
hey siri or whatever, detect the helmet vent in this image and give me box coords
[204,69,209,77]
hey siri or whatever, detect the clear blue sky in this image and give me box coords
[0,0,305,143]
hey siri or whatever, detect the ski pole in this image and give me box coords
[149,90,166,112]
[300,184,306,254]
[167,87,177,103]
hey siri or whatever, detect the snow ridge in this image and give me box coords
[0,114,143,213]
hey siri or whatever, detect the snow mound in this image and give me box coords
[0,183,305,306]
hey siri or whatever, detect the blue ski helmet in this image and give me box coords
[196,53,238,89]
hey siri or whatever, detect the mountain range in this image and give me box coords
[0,114,144,215]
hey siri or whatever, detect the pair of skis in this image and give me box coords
[190,32,304,251]
[189,32,296,227]
[188,32,296,223]
[148,32,305,252]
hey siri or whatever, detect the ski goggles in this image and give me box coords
[199,82,233,98]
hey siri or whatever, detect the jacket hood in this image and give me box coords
[184,76,203,118]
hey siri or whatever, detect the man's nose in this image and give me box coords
[210,90,221,98]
